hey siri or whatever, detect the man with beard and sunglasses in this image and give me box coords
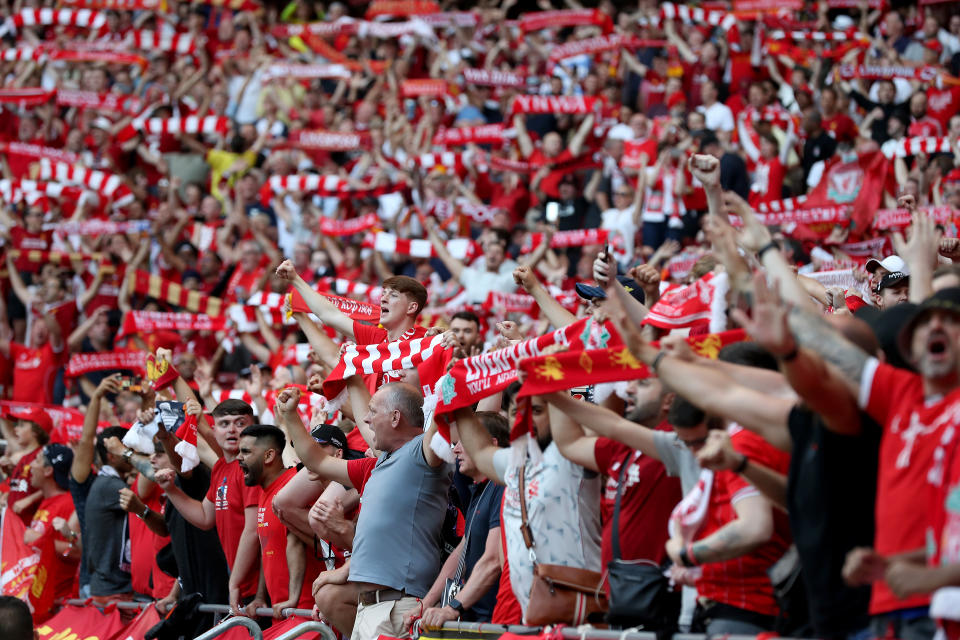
[235,424,324,617]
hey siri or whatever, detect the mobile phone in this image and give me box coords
[119,376,142,393]
[545,202,560,223]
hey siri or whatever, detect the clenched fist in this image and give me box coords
[275,387,301,414]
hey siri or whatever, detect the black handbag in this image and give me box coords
[606,459,680,630]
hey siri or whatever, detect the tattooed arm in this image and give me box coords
[688,493,774,563]
[786,305,871,400]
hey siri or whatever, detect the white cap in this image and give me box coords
[91,117,113,131]
[865,255,909,275]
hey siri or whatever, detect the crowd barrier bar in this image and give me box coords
[193,616,265,640]
[62,598,314,619]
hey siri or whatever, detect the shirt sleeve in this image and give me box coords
[492,448,510,484]
[652,430,683,476]
[859,358,920,428]
[487,484,505,529]
[346,457,377,493]
[242,484,262,508]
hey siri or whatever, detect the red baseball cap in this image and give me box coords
[925,39,944,55]
[8,407,54,433]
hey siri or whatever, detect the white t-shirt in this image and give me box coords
[459,260,518,304]
[493,443,602,619]
[600,206,637,266]
[698,102,735,133]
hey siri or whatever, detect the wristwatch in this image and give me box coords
[122,449,134,462]
[448,598,465,615]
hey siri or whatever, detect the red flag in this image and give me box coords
[0,507,39,602]
[111,604,161,640]
[286,290,380,323]
[517,330,748,397]
[145,354,180,391]
[36,604,125,640]
[803,150,894,233]
[643,272,730,332]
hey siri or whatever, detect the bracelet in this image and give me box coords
[651,351,667,373]
[757,241,780,259]
[778,347,799,362]
[685,541,699,566]
[734,454,749,474]
[677,546,692,568]
[139,505,150,520]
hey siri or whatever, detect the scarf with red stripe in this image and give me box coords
[518,9,613,33]
[286,130,372,152]
[65,350,145,377]
[462,68,526,88]
[38,159,134,207]
[120,311,227,338]
[643,271,730,332]
[319,213,380,236]
[519,229,609,254]
[432,124,510,147]
[128,270,225,317]
[401,79,447,98]
[509,94,599,115]
[365,0,439,18]
[836,63,940,83]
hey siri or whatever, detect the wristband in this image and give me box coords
[139,505,150,520]
[757,241,780,259]
[651,351,667,373]
[685,541,699,566]
[734,454,749,474]
[677,546,692,568]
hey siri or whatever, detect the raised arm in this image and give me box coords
[453,407,503,483]
[567,113,595,158]
[545,401,600,471]
[423,217,465,281]
[275,387,352,487]
[544,392,662,462]
[512,265,576,328]
[275,260,355,339]
[72,374,122,484]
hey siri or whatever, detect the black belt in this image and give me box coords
[358,588,407,607]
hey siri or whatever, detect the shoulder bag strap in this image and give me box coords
[517,464,536,552]
[611,456,630,562]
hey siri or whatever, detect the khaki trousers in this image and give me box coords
[351,596,422,640]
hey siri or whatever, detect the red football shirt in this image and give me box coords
[258,468,323,609]
[491,492,523,624]
[207,458,261,597]
[28,492,79,622]
[11,342,66,404]
[9,227,54,273]
[7,447,41,524]
[594,433,681,571]
[862,360,960,614]
[694,427,792,617]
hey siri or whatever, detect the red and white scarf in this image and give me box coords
[644,272,730,332]
[368,231,478,262]
[56,88,144,115]
[128,270,225,317]
[47,219,150,235]
[0,142,78,165]
[6,9,107,32]
[319,213,380,236]
[462,68,526,88]
[510,94,599,115]
[65,350,145,377]
[520,229,609,254]
[261,63,351,82]
[883,136,956,159]
[432,124,509,147]
[0,88,54,108]
[401,79,447,98]
[266,175,405,199]
[836,63,940,82]
[38,159,134,207]
[138,116,230,136]
[287,130,371,152]
[874,205,955,231]
[365,0,439,18]
[128,30,196,54]
[548,34,656,62]
[120,310,227,337]
[519,9,612,33]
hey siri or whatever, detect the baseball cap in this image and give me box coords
[925,39,944,55]
[8,407,53,434]
[876,271,909,293]
[43,444,74,490]
[311,424,346,450]
[865,255,908,275]
[857,303,917,371]
[897,287,960,362]
[575,275,646,305]
[606,123,634,141]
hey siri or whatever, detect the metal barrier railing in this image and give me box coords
[272,620,338,640]
[61,599,314,619]
[193,616,264,640]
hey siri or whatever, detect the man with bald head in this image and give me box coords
[275,381,451,640]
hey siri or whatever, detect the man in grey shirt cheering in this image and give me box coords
[275,382,451,640]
